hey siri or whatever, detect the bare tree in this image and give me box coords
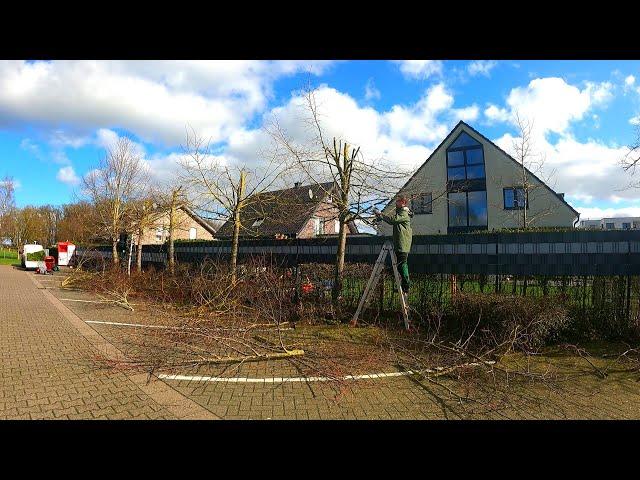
[622,124,640,186]
[57,201,101,245]
[127,197,157,273]
[82,137,147,266]
[179,129,286,284]
[0,176,16,244]
[493,112,557,229]
[266,86,409,314]
[151,186,188,275]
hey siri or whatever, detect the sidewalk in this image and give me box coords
[0,265,207,419]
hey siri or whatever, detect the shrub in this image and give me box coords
[445,292,571,352]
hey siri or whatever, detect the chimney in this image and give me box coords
[294,182,301,189]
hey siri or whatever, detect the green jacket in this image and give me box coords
[381,207,413,253]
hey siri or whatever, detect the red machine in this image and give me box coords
[44,256,55,272]
[57,242,76,266]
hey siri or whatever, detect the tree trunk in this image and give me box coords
[332,219,347,318]
[230,170,246,286]
[111,238,119,267]
[231,208,241,285]
[168,198,176,275]
[136,226,143,272]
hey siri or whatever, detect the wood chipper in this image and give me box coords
[56,242,76,266]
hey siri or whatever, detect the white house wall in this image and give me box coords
[379,123,578,236]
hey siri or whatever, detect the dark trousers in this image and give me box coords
[395,251,410,293]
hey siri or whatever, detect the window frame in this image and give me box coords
[411,192,433,214]
[446,133,485,182]
[503,187,529,210]
[447,190,488,230]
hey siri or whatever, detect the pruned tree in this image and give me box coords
[179,128,287,284]
[127,196,157,273]
[622,123,640,187]
[82,137,147,266]
[265,86,409,315]
[152,185,188,276]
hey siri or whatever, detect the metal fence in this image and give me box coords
[75,232,640,336]
[78,230,640,277]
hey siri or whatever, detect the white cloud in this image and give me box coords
[49,130,90,149]
[0,60,332,147]
[630,115,640,126]
[483,77,616,144]
[481,77,639,207]
[467,60,497,77]
[396,60,443,80]
[56,166,80,185]
[364,78,381,101]
[585,81,614,106]
[20,138,43,160]
[52,151,70,165]
[501,78,593,136]
[451,104,479,122]
[625,75,636,86]
[246,83,480,176]
[95,128,120,149]
[383,83,453,144]
[484,104,511,123]
[493,132,631,205]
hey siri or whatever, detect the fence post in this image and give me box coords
[450,274,457,297]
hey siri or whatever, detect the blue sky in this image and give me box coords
[1,60,640,219]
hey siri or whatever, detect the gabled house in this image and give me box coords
[378,121,579,235]
[215,182,358,239]
[136,205,218,244]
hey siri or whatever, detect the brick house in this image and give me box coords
[215,182,358,239]
[135,206,218,245]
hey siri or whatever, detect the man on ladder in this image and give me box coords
[374,195,413,295]
[351,196,413,329]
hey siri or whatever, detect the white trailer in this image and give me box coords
[21,243,44,269]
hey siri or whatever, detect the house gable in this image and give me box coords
[380,121,579,235]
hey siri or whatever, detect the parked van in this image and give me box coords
[21,243,44,269]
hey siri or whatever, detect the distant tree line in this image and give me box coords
[0,177,106,247]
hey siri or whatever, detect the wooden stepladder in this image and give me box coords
[350,241,410,330]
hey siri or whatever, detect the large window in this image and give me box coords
[411,193,432,214]
[446,132,485,181]
[503,187,527,210]
[448,191,487,228]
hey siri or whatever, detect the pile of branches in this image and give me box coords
[64,255,308,372]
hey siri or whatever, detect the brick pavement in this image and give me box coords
[0,265,214,419]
